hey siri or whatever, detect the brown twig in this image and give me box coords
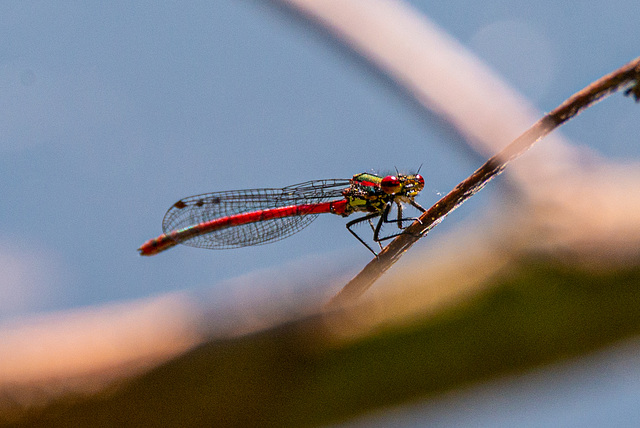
[328,56,640,307]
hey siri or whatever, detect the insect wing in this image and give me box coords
[162,179,349,249]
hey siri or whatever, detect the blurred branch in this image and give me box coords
[329,57,640,306]
[12,260,640,426]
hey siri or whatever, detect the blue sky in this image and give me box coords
[1,0,638,321]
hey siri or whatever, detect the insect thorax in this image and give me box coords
[341,173,391,215]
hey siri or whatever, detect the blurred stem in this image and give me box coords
[329,56,640,307]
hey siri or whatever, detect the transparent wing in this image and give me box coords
[162,179,350,249]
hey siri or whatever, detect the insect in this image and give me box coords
[138,172,425,256]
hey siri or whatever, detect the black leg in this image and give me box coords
[346,212,382,256]
[346,200,427,255]
[367,218,384,252]
[373,199,427,243]
[377,200,425,228]
[373,202,393,243]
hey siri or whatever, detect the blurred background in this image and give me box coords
[1,0,640,426]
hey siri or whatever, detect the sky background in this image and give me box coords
[2,0,638,319]
[1,1,639,424]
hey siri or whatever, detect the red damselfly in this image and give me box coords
[138,172,425,256]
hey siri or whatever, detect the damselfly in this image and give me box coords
[138,172,425,256]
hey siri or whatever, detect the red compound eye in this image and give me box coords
[415,174,425,190]
[381,175,401,194]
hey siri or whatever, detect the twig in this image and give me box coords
[328,57,640,307]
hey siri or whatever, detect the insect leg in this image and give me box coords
[409,200,427,213]
[346,212,383,256]
[374,199,427,242]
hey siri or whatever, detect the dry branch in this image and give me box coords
[329,57,640,307]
